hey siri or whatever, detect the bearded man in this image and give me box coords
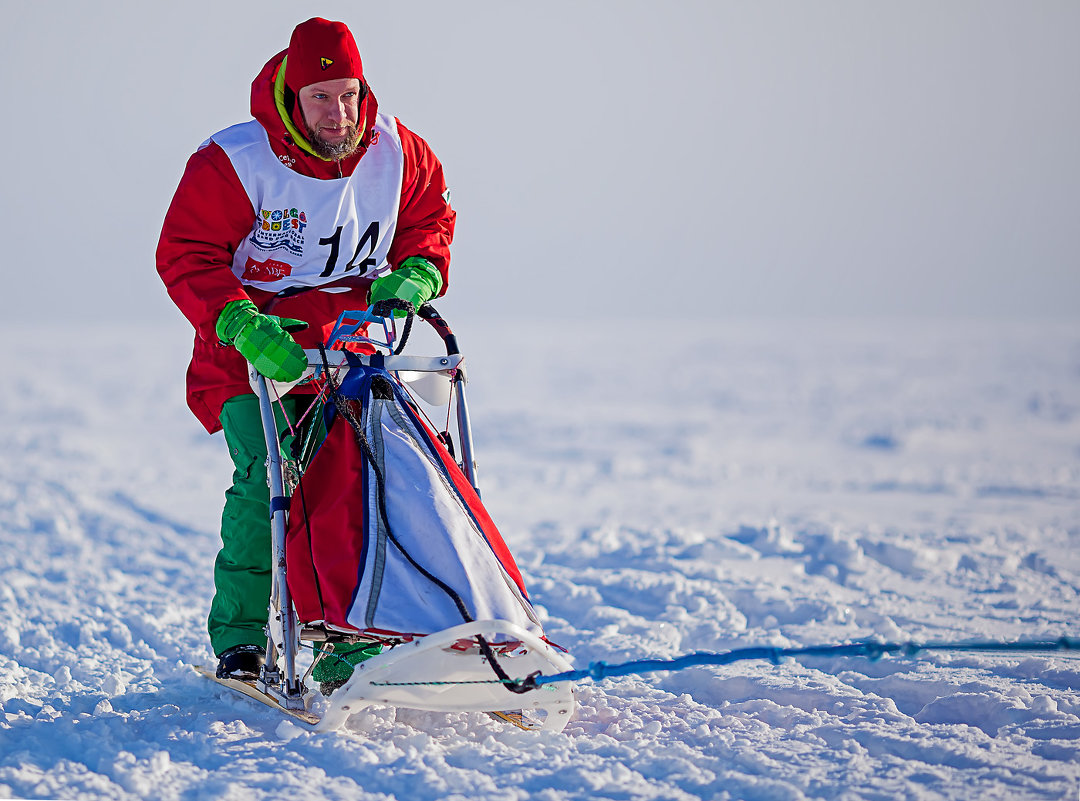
[156,18,456,681]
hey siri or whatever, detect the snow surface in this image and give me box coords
[1,317,1079,800]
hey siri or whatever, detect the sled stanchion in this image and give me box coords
[454,371,480,494]
[253,373,304,704]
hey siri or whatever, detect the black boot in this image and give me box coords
[215,644,265,680]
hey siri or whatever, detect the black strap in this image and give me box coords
[369,299,417,355]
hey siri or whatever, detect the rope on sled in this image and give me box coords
[369,636,1080,691]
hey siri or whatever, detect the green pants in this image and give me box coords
[208,393,311,656]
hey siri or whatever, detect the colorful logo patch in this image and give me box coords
[242,257,294,282]
[320,57,334,70]
[249,207,307,256]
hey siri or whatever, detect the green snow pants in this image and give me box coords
[208,393,312,656]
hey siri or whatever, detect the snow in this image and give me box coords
[1,317,1079,800]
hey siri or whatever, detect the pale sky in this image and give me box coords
[2,0,1077,325]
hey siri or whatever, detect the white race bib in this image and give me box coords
[205,115,403,293]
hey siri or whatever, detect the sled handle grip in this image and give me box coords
[418,304,460,356]
[370,298,416,319]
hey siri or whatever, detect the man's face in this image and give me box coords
[297,78,364,159]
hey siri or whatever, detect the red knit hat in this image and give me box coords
[284,18,365,92]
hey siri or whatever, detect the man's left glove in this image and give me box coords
[368,257,444,317]
[215,299,309,382]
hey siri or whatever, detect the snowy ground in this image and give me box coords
[1,316,1079,800]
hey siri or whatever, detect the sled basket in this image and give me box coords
[248,304,574,731]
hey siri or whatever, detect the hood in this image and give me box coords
[249,49,380,178]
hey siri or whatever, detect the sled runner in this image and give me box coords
[200,303,574,732]
[193,665,321,726]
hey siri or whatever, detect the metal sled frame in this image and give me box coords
[248,305,574,731]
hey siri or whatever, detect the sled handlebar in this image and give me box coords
[301,350,463,378]
[417,304,461,357]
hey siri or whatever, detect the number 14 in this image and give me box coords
[319,221,379,277]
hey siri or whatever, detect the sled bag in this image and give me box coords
[285,363,541,639]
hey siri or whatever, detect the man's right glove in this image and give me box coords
[215,299,308,383]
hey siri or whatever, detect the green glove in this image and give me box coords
[368,257,443,317]
[215,299,308,382]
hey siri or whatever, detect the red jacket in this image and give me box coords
[157,50,456,433]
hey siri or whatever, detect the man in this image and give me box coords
[157,18,456,682]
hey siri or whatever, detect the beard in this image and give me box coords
[306,123,362,160]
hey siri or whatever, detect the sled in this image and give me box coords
[212,302,574,732]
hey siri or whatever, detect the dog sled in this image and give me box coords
[199,302,575,732]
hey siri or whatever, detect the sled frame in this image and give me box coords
[250,305,511,720]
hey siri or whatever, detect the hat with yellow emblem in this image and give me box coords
[284,17,365,93]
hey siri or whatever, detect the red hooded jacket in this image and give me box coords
[157,50,456,433]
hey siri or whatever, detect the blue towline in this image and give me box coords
[526,636,1080,688]
[367,636,1080,689]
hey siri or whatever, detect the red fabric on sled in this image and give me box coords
[285,409,368,629]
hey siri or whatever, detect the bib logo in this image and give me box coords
[249,207,307,256]
[242,257,293,283]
